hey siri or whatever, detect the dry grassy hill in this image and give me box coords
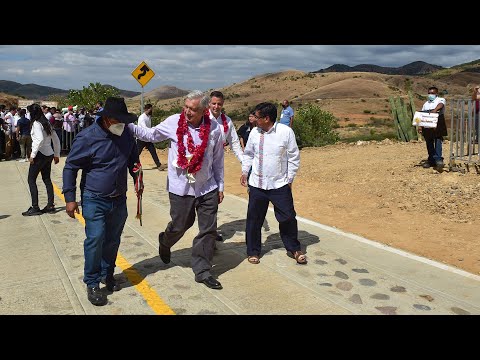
[0,92,21,108]
[4,66,478,143]
[127,69,479,141]
[130,85,188,102]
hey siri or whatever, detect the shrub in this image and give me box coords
[291,103,339,148]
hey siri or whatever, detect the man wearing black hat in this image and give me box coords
[62,97,142,306]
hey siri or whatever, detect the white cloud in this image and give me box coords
[0,45,479,92]
[31,67,69,76]
[5,68,24,75]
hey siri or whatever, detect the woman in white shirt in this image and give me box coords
[22,104,61,216]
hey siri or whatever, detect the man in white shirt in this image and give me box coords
[208,91,243,242]
[418,86,447,171]
[129,90,225,290]
[41,105,52,122]
[241,102,306,265]
[209,91,243,163]
[136,104,162,169]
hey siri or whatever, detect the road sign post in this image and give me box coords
[132,61,155,114]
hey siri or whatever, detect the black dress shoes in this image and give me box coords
[198,276,223,290]
[87,286,108,306]
[22,206,42,216]
[158,233,171,264]
[41,204,56,213]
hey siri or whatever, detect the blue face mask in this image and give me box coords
[428,94,437,102]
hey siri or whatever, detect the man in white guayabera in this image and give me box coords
[240,102,305,266]
[128,90,225,290]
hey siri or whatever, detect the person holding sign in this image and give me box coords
[418,86,446,171]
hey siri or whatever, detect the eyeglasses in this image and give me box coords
[253,114,265,120]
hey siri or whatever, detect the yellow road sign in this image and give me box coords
[131,61,155,87]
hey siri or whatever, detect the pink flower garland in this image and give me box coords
[176,110,211,174]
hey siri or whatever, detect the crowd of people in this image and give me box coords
[0,103,99,162]
[1,85,464,307]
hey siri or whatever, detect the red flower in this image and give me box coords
[176,110,211,174]
[221,113,228,135]
[220,113,228,146]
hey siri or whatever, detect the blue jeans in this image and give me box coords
[425,137,443,164]
[81,190,128,288]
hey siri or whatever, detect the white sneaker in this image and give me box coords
[18,159,27,162]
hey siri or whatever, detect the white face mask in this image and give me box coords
[108,123,125,136]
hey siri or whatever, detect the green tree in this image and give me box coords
[292,103,339,148]
[66,82,120,110]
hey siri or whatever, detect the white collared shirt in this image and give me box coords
[128,114,224,198]
[137,112,151,129]
[242,122,300,190]
[209,110,243,163]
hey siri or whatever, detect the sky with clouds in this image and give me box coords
[1,45,479,93]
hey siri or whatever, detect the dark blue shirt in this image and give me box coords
[16,116,31,136]
[62,120,139,203]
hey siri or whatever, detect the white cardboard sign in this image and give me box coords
[412,111,438,128]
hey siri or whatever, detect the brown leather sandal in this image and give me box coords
[247,255,260,264]
[289,250,307,264]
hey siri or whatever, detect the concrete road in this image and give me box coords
[1,157,479,315]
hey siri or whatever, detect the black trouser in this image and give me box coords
[27,152,54,208]
[137,140,161,167]
[160,190,218,281]
[246,185,300,257]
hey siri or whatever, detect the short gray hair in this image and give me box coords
[186,90,209,109]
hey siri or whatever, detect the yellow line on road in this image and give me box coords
[52,182,175,315]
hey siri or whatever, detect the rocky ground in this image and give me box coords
[141,139,480,275]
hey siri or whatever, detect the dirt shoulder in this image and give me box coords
[142,140,480,275]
